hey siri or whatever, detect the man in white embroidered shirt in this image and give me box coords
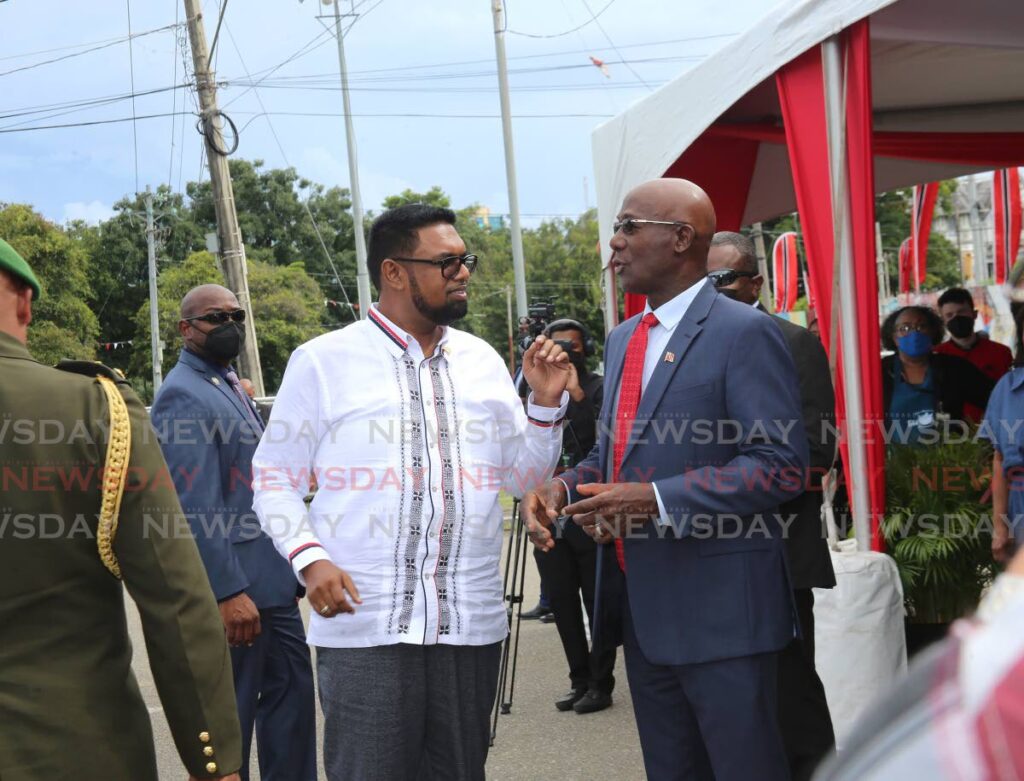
[252,204,569,781]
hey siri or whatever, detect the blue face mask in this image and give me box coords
[897,330,932,358]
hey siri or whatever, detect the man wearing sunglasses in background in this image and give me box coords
[252,204,569,780]
[708,231,838,781]
[152,284,317,781]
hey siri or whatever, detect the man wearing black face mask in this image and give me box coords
[152,284,317,781]
[934,287,1012,422]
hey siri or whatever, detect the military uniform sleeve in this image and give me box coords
[112,382,243,779]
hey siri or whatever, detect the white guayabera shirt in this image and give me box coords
[252,304,566,648]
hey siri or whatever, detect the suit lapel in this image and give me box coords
[181,351,252,423]
[618,281,716,469]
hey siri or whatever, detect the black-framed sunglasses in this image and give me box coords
[612,218,688,236]
[392,253,479,280]
[184,308,247,325]
[708,269,758,288]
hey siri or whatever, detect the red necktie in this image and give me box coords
[611,312,659,572]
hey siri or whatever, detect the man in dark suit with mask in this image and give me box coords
[151,284,316,781]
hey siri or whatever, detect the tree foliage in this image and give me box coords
[0,203,98,363]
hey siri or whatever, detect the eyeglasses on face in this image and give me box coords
[612,218,689,236]
[392,253,478,279]
[708,269,758,288]
[184,308,247,325]
[895,322,930,336]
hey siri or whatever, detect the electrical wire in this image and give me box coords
[0,23,180,78]
[578,0,651,89]
[208,0,229,64]
[167,0,181,191]
[223,22,357,321]
[508,0,617,38]
[220,27,335,110]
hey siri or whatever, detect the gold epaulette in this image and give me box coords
[95,375,132,579]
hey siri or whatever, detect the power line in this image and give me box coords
[578,0,651,89]
[508,0,618,39]
[208,0,229,64]
[167,0,181,192]
[0,23,181,78]
[220,27,336,110]
[223,21,357,320]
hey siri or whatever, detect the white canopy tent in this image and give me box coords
[591,0,1024,552]
[592,0,1024,264]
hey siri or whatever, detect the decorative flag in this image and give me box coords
[898,238,913,294]
[772,231,799,312]
[993,168,1022,285]
[589,56,610,78]
[910,182,940,290]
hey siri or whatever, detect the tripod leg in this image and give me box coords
[491,497,522,743]
[502,500,530,713]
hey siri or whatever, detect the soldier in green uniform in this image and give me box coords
[0,237,244,781]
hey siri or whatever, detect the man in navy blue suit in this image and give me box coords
[152,284,316,781]
[524,179,807,781]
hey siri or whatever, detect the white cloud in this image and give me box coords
[62,200,115,225]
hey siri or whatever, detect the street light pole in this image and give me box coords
[491,0,528,320]
[330,0,371,318]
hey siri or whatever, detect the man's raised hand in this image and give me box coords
[521,335,570,406]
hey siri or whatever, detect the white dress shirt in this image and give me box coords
[252,304,566,648]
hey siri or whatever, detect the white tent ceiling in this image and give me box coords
[591,0,1024,253]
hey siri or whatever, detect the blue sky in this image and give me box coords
[0,0,776,227]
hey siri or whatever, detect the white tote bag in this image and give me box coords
[813,471,908,752]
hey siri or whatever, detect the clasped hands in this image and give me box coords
[522,480,659,549]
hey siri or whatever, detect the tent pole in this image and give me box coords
[602,261,619,335]
[822,35,872,552]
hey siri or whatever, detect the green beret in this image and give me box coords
[0,239,41,300]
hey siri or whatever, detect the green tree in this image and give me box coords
[129,251,325,401]
[0,203,98,363]
[81,186,203,375]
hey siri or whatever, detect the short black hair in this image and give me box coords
[710,231,758,274]
[880,305,944,351]
[937,287,974,310]
[367,204,457,291]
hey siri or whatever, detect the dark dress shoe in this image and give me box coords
[538,611,557,624]
[521,603,552,620]
[573,690,612,714]
[555,688,588,712]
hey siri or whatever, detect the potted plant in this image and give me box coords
[881,437,996,656]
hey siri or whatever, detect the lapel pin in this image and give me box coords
[664,352,675,363]
[211,377,221,386]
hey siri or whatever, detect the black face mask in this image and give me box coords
[203,322,245,361]
[946,315,975,340]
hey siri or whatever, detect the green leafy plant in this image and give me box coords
[882,437,996,623]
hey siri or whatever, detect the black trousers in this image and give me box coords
[778,588,836,781]
[534,519,616,694]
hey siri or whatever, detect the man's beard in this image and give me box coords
[408,271,468,326]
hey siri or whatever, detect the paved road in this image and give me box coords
[129,529,646,780]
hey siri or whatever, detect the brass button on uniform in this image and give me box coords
[203,746,214,757]
[206,761,218,773]
[199,731,210,743]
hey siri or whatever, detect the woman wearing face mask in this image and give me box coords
[881,306,994,445]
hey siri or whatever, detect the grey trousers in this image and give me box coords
[316,642,501,781]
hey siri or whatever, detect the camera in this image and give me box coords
[517,298,556,355]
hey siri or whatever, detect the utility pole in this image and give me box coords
[144,188,163,394]
[183,0,265,395]
[329,0,371,318]
[505,285,515,373]
[491,0,528,320]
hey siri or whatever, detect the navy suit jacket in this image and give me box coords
[151,349,299,608]
[561,281,808,667]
